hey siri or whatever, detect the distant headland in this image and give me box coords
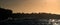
[0,8,60,21]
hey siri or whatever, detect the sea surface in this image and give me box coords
[0,18,60,25]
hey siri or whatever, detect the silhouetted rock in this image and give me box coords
[11,13,60,20]
[0,8,12,21]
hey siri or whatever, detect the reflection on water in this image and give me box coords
[0,18,60,25]
[49,19,60,25]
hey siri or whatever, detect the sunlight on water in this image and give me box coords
[53,23,59,25]
[1,18,60,25]
[49,19,60,25]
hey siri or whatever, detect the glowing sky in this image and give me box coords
[0,0,60,14]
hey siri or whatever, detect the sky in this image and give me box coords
[0,0,60,14]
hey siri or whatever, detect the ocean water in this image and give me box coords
[0,18,60,25]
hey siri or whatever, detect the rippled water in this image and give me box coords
[0,18,60,25]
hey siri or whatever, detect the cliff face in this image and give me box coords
[0,8,12,20]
